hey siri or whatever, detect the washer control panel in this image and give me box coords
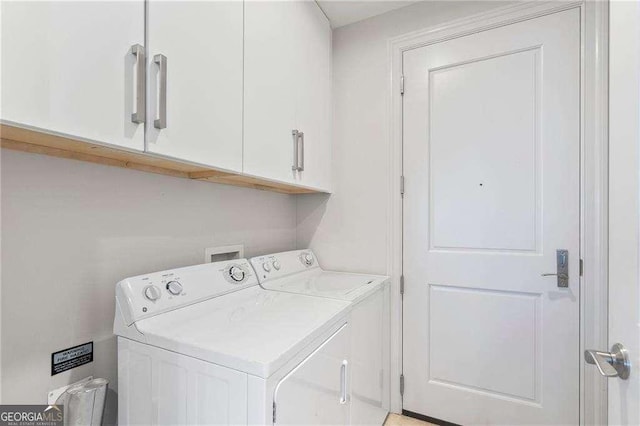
[116,259,257,326]
[250,249,319,283]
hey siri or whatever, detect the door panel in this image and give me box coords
[429,49,539,251]
[146,1,243,171]
[1,1,145,151]
[274,323,350,426]
[244,0,298,183]
[402,9,580,425]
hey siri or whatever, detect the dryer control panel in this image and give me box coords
[250,249,320,283]
[115,260,257,326]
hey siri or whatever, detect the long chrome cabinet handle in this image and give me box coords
[339,360,348,404]
[292,130,299,171]
[298,131,305,171]
[154,54,167,129]
[130,44,145,124]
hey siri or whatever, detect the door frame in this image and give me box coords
[386,1,609,424]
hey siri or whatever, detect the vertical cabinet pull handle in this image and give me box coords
[298,131,305,171]
[291,130,305,172]
[339,360,348,404]
[292,129,299,171]
[154,54,167,129]
[130,44,145,124]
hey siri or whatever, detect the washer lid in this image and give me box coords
[261,269,390,303]
[132,285,349,378]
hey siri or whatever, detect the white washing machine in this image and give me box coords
[114,259,355,425]
[250,250,391,426]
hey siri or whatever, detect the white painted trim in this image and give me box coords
[580,1,609,424]
[386,1,608,423]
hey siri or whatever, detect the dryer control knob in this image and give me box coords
[144,285,161,301]
[262,262,272,272]
[272,260,281,270]
[166,281,183,295]
[302,253,314,266]
[229,266,245,282]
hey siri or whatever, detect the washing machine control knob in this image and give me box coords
[262,262,272,272]
[272,260,281,270]
[144,285,161,301]
[229,266,245,282]
[166,281,183,295]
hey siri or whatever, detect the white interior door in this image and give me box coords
[607,1,640,424]
[146,0,243,171]
[402,9,580,425]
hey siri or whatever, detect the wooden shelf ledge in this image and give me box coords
[0,124,320,195]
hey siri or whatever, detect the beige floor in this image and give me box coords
[384,413,436,426]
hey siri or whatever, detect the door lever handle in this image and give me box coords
[585,343,630,379]
[541,273,568,278]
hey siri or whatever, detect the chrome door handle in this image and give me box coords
[154,54,167,129]
[541,249,569,287]
[339,360,348,404]
[130,44,145,124]
[541,273,569,278]
[585,343,630,379]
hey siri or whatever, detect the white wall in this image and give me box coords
[608,0,640,423]
[295,0,512,412]
[1,149,297,422]
[297,0,509,274]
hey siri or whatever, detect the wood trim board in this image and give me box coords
[0,124,319,195]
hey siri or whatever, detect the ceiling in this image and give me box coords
[316,1,418,28]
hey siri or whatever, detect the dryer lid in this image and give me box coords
[260,269,389,302]
[251,250,390,302]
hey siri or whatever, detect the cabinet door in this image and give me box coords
[244,1,298,183]
[274,324,350,425]
[293,1,332,191]
[1,1,144,151]
[146,1,243,171]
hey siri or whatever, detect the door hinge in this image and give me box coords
[400,75,405,95]
[400,176,405,197]
[580,259,584,276]
[400,374,405,396]
[273,402,276,424]
[400,275,405,296]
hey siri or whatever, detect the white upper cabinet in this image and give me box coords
[2,0,330,192]
[1,1,145,151]
[293,1,332,191]
[146,0,244,172]
[244,1,298,184]
[244,1,332,191]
